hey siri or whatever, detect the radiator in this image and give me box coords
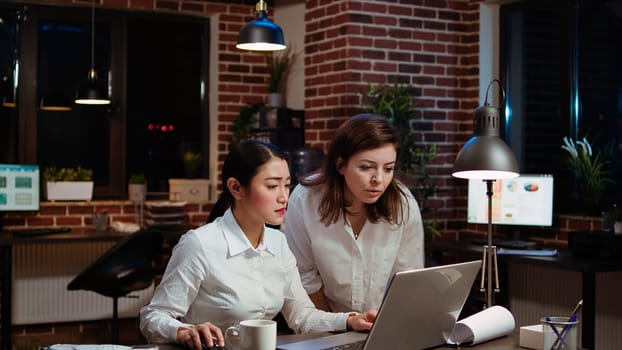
[12,242,154,325]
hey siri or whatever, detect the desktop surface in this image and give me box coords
[276,332,520,349]
[153,332,520,350]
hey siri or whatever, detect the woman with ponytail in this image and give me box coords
[140,140,376,350]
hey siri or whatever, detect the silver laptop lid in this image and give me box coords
[276,260,481,350]
[362,260,481,350]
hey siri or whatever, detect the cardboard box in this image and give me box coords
[168,178,211,203]
[519,324,544,350]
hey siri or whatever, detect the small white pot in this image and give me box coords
[128,183,147,202]
[267,92,284,108]
[614,221,622,235]
[46,181,93,201]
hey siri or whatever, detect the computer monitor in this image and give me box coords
[0,164,40,228]
[467,174,554,227]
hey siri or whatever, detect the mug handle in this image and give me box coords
[225,325,241,350]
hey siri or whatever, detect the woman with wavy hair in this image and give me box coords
[282,113,424,313]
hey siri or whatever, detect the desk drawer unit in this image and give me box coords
[12,242,154,325]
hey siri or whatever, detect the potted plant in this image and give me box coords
[265,45,298,108]
[606,206,622,234]
[229,102,264,150]
[43,166,94,201]
[128,172,147,202]
[169,151,211,203]
[182,151,202,179]
[561,136,614,212]
[360,82,440,240]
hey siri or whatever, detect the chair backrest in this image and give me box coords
[68,229,164,298]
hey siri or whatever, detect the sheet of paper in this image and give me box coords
[447,305,515,345]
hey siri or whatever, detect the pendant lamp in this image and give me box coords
[452,79,519,308]
[75,0,110,105]
[40,89,73,111]
[236,0,286,51]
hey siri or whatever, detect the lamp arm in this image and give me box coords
[483,79,505,108]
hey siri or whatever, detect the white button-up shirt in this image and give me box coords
[140,209,351,344]
[282,184,424,313]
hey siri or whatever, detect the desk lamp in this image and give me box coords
[452,79,519,308]
[236,0,286,52]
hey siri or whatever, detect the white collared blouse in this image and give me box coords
[139,208,351,344]
[282,183,424,313]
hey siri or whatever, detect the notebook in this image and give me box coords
[277,260,482,350]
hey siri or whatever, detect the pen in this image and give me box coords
[567,299,583,322]
[550,299,582,349]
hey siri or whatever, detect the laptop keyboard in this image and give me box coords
[321,340,365,350]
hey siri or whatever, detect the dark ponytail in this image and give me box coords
[207,190,233,223]
[206,140,287,223]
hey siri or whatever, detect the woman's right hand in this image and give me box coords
[177,323,224,350]
[347,310,378,332]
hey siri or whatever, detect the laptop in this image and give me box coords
[277,260,482,350]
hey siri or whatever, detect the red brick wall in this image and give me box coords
[303,0,481,235]
[4,0,602,242]
[2,200,211,230]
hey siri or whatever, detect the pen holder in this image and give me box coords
[540,316,578,350]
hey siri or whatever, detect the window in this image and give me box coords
[0,8,19,162]
[501,0,622,212]
[2,4,209,198]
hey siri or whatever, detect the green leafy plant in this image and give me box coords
[561,136,615,208]
[43,166,93,182]
[182,151,202,178]
[128,172,147,184]
[360,82,440,239]
[265,45,298,93]
[229,102,264,150]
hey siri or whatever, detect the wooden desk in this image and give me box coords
[427,240,622,350]
[0,229,131,350]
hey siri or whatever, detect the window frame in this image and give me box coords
[12,4,210,198]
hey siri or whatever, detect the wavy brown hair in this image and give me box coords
[301,113,409,225]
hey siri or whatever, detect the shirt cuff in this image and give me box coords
[345,312,359,331]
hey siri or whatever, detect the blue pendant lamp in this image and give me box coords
[75,0,110,105]
[236,0,286,51]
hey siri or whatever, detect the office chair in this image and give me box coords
[68,229,163,344]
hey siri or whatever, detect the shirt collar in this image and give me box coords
[222,208,276,257]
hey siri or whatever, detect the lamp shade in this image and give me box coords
[75,69,110,105]
[453,135,519,179]
[40,92,73,111]
[236,0,285,51]
[452,99,519,180]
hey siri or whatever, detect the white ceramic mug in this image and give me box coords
[225,319,276,350]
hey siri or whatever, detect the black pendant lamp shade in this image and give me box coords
[236,0,286,51]
[75,68,110,105]
[40,90,73,111]
[452,80,519,180]
[75,1,110,105]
